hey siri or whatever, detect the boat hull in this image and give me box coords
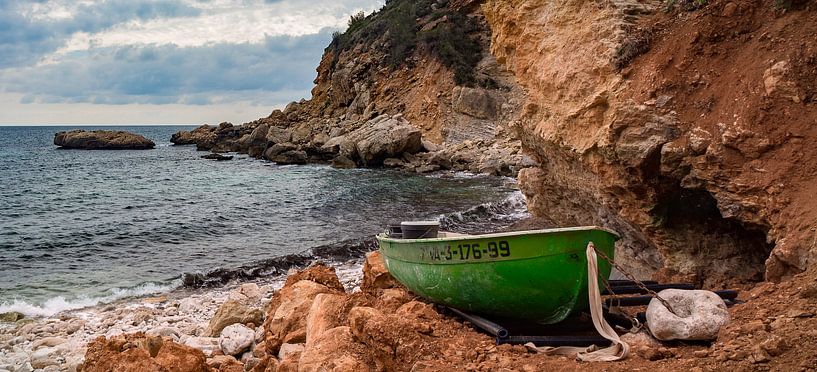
[377,227,617,324]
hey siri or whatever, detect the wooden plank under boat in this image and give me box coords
[376,226,619,324]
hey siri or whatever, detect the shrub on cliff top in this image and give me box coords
[329,0,486,87]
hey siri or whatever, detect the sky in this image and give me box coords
[0,0,384,125]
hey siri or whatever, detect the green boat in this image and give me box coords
[376,226,619,324]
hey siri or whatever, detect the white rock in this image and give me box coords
[183,336,221,357]
[646,289,729,341]
[29,347,61,369]
[31,337,65,350]
[277,343,304,360]
[219,324,255,356]
[228,283,262,302]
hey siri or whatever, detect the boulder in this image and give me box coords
[305,294,348,346]
[270,150,308,165]
[205,300,265,337]
[646,289,730,341]
[181,336,221,357]
[451,86,498,119]
[171,124,215,145]
[54,130,155,150]
[219,324,255,356]
[82,333,208,372]
[261,264,345,355]
[277,342,305,360]
[201,153,234,161]
[297,326,377,372]
[0,312,24,323]
[320,115,422,166]
[266,126,293,144]
[331,155,356,169]
[360,251,399,293]
[263,143,297,160]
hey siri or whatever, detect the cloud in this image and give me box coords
[1,30,336,106]
[0,0,386,123]
[0,0,201,68]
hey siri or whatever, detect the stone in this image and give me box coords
[331,155,356,169]
[277,343,305,360]
[171,125,216,146]
[270,150,308,165]
[206,300,264,337]
[0,312,24,323]
[132,308,154,326]
[82,333,208,372]
[621,331,662,359]
[263,143,297,160]
[219,324,255,356]
[763,60,802,103]
[646,289,730,341]
[297,326,375,371]
[421,139,440,152]
[321,115,422,166]
[54,130,155,150]
[31,337,66,350]
[201,153,234,161]
[206,355,238,370]
[29,347,62,369]
[721,2,738,17]
[382,158,405,168]
[360,251,399,293]
[228,283,262,302]
[304,293,351,347]
[183,336,222,357]
[451,86,498,119]
[266,126,293,145]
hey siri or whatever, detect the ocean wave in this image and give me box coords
[0,281,177,318]
[438,191,531,233]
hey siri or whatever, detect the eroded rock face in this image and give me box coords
[54,130,155,150]
[360,251,399,294]
[481,0,817,285]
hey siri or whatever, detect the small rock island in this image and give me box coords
[54,130,155,150]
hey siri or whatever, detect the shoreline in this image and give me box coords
[0,258,365,371]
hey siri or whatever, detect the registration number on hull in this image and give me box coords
[420,241,511,261]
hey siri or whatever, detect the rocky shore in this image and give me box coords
[4,251,816,371]
[54,130,155,150]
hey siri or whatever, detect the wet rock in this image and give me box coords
[331,155,356,169]
[219,324,255,356]
[646,289,730,341]
[206,300,264,337]
[172,125,216,146]
[361,251,399,293]
[269,150,308,165]
[382,158,405,168]
[0,312,24,323]
[54,130,155,150]
[201,153,234,161]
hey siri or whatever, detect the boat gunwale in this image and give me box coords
[376,225,620,244]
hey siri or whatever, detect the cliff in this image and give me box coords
[173,0,817,286]
[173,0,533,177]
[484,0,817,286]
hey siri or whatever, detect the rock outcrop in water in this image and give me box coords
[54,130,155,150]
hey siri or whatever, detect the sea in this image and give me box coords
[0,125,529,317]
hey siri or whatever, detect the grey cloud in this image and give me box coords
[1,30,336,106]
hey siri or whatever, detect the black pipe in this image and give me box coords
[608,280,658,286]
[602,283,696,295]
[604,290,739,307]
[500,335,611,347]
[447,307,509,339]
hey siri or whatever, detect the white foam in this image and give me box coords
[0,281,177,318]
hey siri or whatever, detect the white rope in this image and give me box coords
[525,242,630,362]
